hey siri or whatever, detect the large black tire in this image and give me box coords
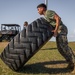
[0,18,53,71]
[0,35,3,42]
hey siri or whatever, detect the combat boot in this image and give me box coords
[67,62,75,73]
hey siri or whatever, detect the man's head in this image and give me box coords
[37,3,47,15]
[24,21,28,27]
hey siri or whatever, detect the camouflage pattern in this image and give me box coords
[56,25,75,63]
[45,10,56,27]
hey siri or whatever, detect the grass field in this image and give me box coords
[0,41,75,75]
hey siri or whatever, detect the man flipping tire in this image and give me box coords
[37,3,75,72]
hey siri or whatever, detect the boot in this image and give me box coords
[67,62,75,73]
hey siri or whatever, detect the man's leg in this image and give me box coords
[56,34,75,70]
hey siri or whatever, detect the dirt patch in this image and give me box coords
[0,42,9,48]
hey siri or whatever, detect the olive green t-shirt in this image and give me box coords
[44,10,56,27]
[44,10,64,33]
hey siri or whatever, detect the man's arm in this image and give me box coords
[52,13,61,37]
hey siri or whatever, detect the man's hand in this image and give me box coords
[52,30,58,37]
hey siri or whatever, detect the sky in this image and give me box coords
[0,0,75,41]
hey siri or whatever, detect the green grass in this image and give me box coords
[0,41,75,75]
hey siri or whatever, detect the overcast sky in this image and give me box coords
[0,0,75,41]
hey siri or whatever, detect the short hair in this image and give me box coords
[37,3,47,10]
[24,21,28,24]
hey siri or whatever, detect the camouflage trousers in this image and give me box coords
[56,25,75,63]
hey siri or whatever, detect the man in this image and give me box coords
[37,3,75,71]
[23,21,28,29]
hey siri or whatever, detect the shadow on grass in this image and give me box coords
[19,60,70,74]
[41,47,57,50]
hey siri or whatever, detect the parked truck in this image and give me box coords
[0,24,21,42]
